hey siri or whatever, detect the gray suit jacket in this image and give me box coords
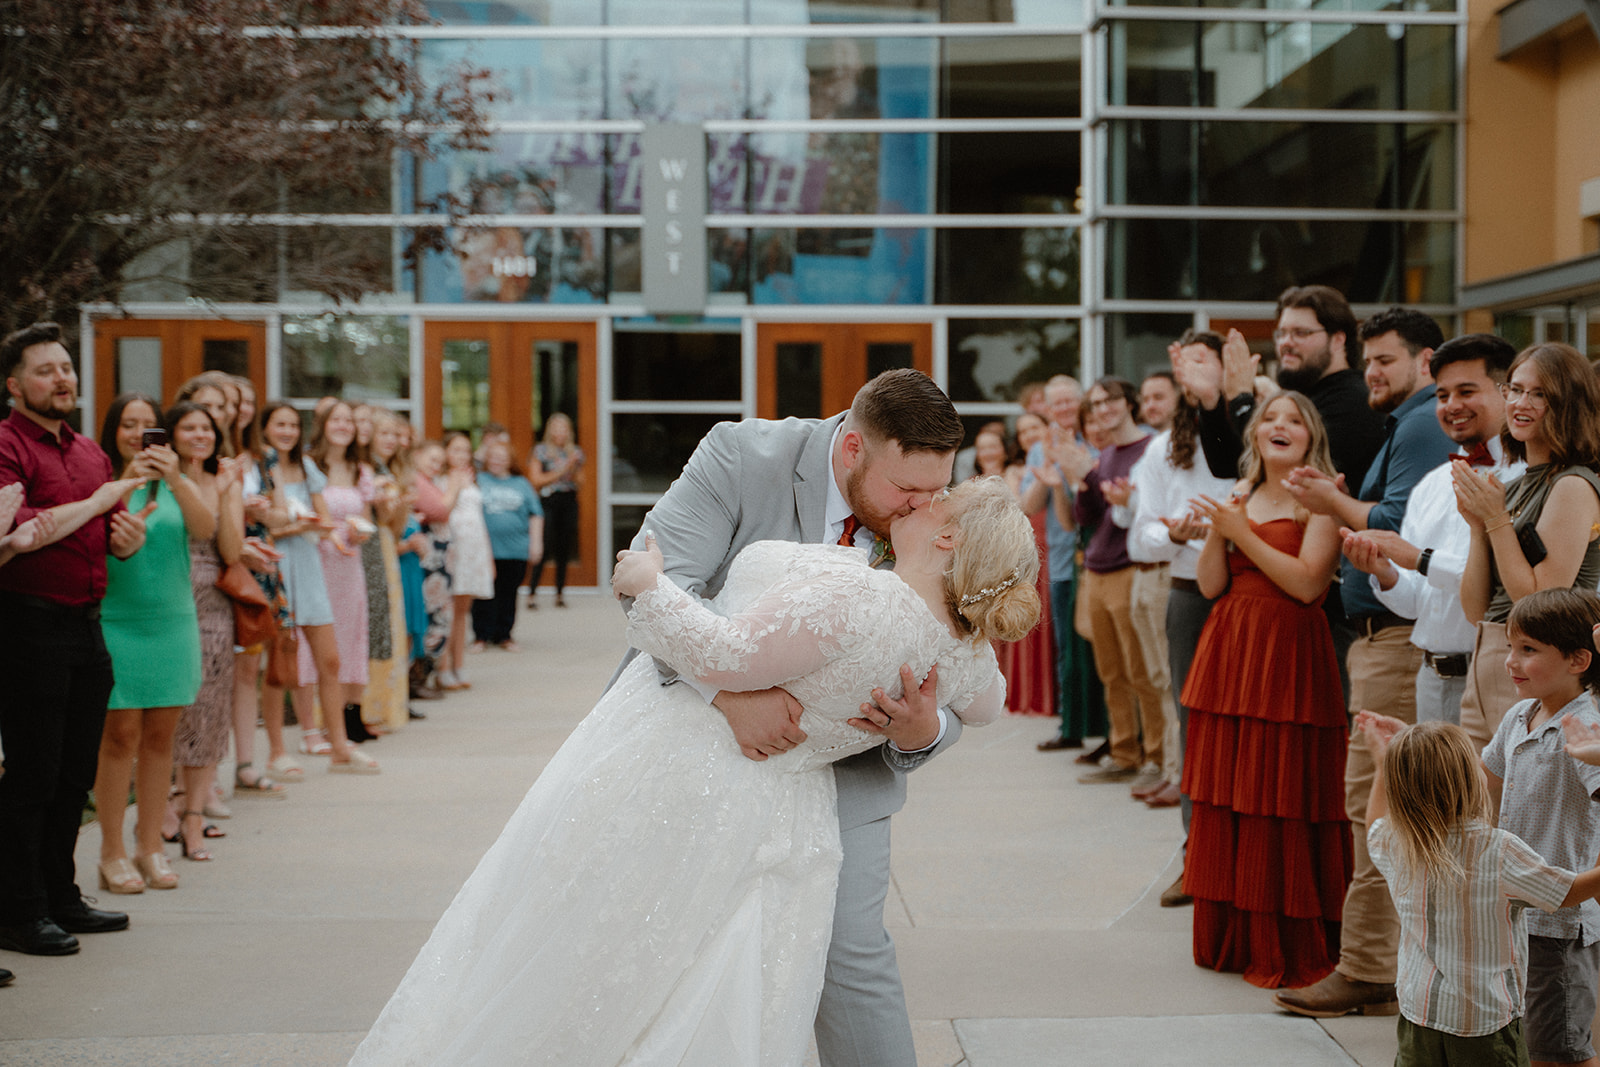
[615,414,961,830]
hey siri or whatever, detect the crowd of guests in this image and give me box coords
[982,286,1600,1065]
[0,321,583,988]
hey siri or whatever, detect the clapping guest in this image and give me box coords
[1456,342,1600,754]
[256,402,377,774]
[163,403,247,861]
[410,440,464,691]
[443,432,493,683]
[94,394,210,892]
[363,410,414,729]
[299,401,382,758]
[471,439,543,651]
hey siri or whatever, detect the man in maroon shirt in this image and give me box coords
[0,322,151,960]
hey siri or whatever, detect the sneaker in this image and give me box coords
[1077,762,1139,784]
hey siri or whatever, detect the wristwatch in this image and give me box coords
[1417,548,1433,577]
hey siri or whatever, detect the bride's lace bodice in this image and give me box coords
[626,541,1002,772]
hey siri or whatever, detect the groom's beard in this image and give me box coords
[843,462,898,542]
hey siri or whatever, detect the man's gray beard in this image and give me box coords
[1275,365,1322,393]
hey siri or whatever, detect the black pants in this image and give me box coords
[472,559,527,645]
[1165,585,1216,836]
[0,598,115,923]
[537,489,578,595]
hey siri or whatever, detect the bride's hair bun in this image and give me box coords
[943,477,1041,643]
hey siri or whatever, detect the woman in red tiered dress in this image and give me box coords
[1180,391,1352,990]
[996,415,1057,716]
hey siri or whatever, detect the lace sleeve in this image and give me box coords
[625,565,875,693]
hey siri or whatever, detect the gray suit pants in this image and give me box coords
[814,816,917,1067]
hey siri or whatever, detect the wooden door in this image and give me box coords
[93,318,266,427]
[423,321,599,586]
[755,323,933,421]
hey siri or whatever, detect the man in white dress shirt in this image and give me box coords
[1339,334,1520,726]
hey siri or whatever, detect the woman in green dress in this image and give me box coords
[92,394,207,894]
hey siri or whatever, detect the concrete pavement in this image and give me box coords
[0,593,1398,1065]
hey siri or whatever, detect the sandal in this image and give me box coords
[235,763,288,797]
[266,754,305,782]
[329,748,381,775]
[203,785,232,820]
[299,728,332,756]
[178,811,214,861]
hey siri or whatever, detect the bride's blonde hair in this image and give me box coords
[942,476,1041,643]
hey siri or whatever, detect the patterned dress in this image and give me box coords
[297,468,373,685]
[174,533,235,767]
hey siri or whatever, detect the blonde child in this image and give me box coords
[1358,714,1600,1066]
[1481,588,1600,1067]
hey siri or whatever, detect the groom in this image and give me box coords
[622,368,965,1067]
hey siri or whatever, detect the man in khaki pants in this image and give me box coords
[1274,308,1455,1017]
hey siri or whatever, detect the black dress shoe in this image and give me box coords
[52,898,129,935]
[1074,740,1112,766]
[1036,737,1084,752]
[0,967,13,986]
[0,919,79,956]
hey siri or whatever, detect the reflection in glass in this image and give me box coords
[866,342,913,379]
[1105,314,1196,383]
[946,319,1081,403]
[614,331,741,401]
[441,340,490,438]
[613,505,651,562]
[1108,218,1453,304]
[1494,314,1535,352]
[428,224,604,304]
[940,132,1081,214]
[1103,0,1455,11]
[202,339,250,379]
[944,35,1080,118]
[940,227,1080,305]
[612,412,725,493]
[776,342,823,419]
[283,315,411,401]
[116,338,163,399]
[1110,21,1454,112]
[531,340,580,442]
[710,229,751,295]
[752,228,928,304]
[1108,122,1454,211]
[421,39,603,124]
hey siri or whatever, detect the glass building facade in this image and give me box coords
[86,0,1465,586]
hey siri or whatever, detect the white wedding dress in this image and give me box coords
[348,541,1002,1067]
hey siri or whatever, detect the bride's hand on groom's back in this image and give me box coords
[850,664,940,752]
[713,688,807,761]
[613,532,665,598]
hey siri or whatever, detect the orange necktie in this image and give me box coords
[837,514,862,547]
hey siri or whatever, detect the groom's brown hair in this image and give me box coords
[849,369,963,456]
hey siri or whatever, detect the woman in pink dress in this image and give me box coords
[300,401,378,746]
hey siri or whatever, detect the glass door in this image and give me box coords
[92,318,267,429]
[755,323,933,421]
[423,321,599,586]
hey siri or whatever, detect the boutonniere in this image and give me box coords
[869,536,895,568]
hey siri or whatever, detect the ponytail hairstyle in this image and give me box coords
[942,476,1041,643]
[1381,721,1492,891]
[1507,588,1600,693]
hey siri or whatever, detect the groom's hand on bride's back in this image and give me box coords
[712,688,807,761]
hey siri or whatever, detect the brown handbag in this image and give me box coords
[214,562,276,649]
[265,626,300,689]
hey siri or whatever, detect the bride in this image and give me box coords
[348,476,1040,1066]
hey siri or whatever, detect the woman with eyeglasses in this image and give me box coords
[1453,342,1600,756]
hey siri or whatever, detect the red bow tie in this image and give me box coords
[1461,442,1494,468]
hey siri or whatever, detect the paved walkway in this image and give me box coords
[0,594,1397,1065]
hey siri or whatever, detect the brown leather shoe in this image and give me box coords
[1158,874,1192,907]
[1272,972,1399,1017]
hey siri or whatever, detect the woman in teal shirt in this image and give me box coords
[471,439,543,650]
[93,394,207,894]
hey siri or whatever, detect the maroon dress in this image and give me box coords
[995,508,1056,716]
[1180,518,1352,989]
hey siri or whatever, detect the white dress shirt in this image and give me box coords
[1120,430,1237,581]
[1371,439,1525,655]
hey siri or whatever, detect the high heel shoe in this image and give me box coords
[177,811,213,862]
[97,858,145,894]
[135,851,179,889]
